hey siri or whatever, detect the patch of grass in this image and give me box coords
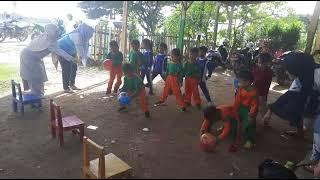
[0,64,18,80]
[0,64,19,93]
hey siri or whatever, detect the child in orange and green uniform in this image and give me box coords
[233,70,259,149]
[183,47,202,109]
[155,48,186,112]
[128,40,145,74]
[200,105,241,152]
[106,41,123,94]
[119,63,150,118]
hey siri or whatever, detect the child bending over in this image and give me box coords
[119,63,150,118]
[200,104,241,151]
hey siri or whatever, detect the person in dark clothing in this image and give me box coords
[262,52,316,138]
[218,40,229,64]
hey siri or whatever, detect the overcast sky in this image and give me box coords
[0,1,316,20]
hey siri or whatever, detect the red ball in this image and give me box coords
[199,133,216,152]
[103,59,112,70]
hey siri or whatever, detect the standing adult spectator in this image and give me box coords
[57,23,94,93]
[20,24,76,97]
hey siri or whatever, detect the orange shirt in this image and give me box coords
[233,86,259,117]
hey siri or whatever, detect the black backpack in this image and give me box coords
[258,159,297,179]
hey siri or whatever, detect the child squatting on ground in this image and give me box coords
[183,47,202,110]
[233,70,259,149]
[200,104,241,152]
[106,41,123,94]
[118,63,150,118]
[155,48,186,112]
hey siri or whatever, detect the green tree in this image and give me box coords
[128,17,139,41]
[79,1,177,35]
[164,2,226,44]
[245,15,304,51]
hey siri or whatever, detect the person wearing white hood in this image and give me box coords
[57,23,94,93]
[20,24,76,97]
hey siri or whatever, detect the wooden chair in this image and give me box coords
[49,99,84,147]
[82,136,132,179]
[11,80,42,116]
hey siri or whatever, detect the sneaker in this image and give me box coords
[243,141,253,149]
[118,107,127,112]
[70,85,81,90]
[145,111,150,118]
[64,89,74,93]
[181,107,186,112]
[154,101,164,106]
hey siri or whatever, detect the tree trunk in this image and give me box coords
[213,2,220,49]
[196,1,205,47]
[227,4,234,43]
[305,1,320,54]
[121,1,129,59]
[314,22,320,51]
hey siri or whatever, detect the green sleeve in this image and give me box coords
[119,52,124,63]
[106,52,112,59]
[181,62,186,78]
[120,77,128,92]
[131,77,143,98]
[178,63,184,84]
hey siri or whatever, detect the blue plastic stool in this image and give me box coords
[11,80,42,116]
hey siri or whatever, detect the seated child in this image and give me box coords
[106,41,123,94]
[233,70,259,149]
[152,42,168,81]
[119,63,150,118]
[200,104,241,151]
[252,53,272,118]
[155,48,186,112]
[183,47,202,109]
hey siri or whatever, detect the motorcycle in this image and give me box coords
[0,19,29,42]
[30,23,45,40]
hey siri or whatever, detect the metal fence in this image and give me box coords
[89,24,111,62]
[137,34,178,53]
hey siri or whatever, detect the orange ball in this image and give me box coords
[103,59,112,70]
[200,133,216,152]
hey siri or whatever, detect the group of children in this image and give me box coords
[200,51,273,150]
[105,39,215,116]
[105,38,274,151]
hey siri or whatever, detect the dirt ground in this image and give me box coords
[0,40,313,178]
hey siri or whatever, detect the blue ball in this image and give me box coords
[118,92,130,105]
